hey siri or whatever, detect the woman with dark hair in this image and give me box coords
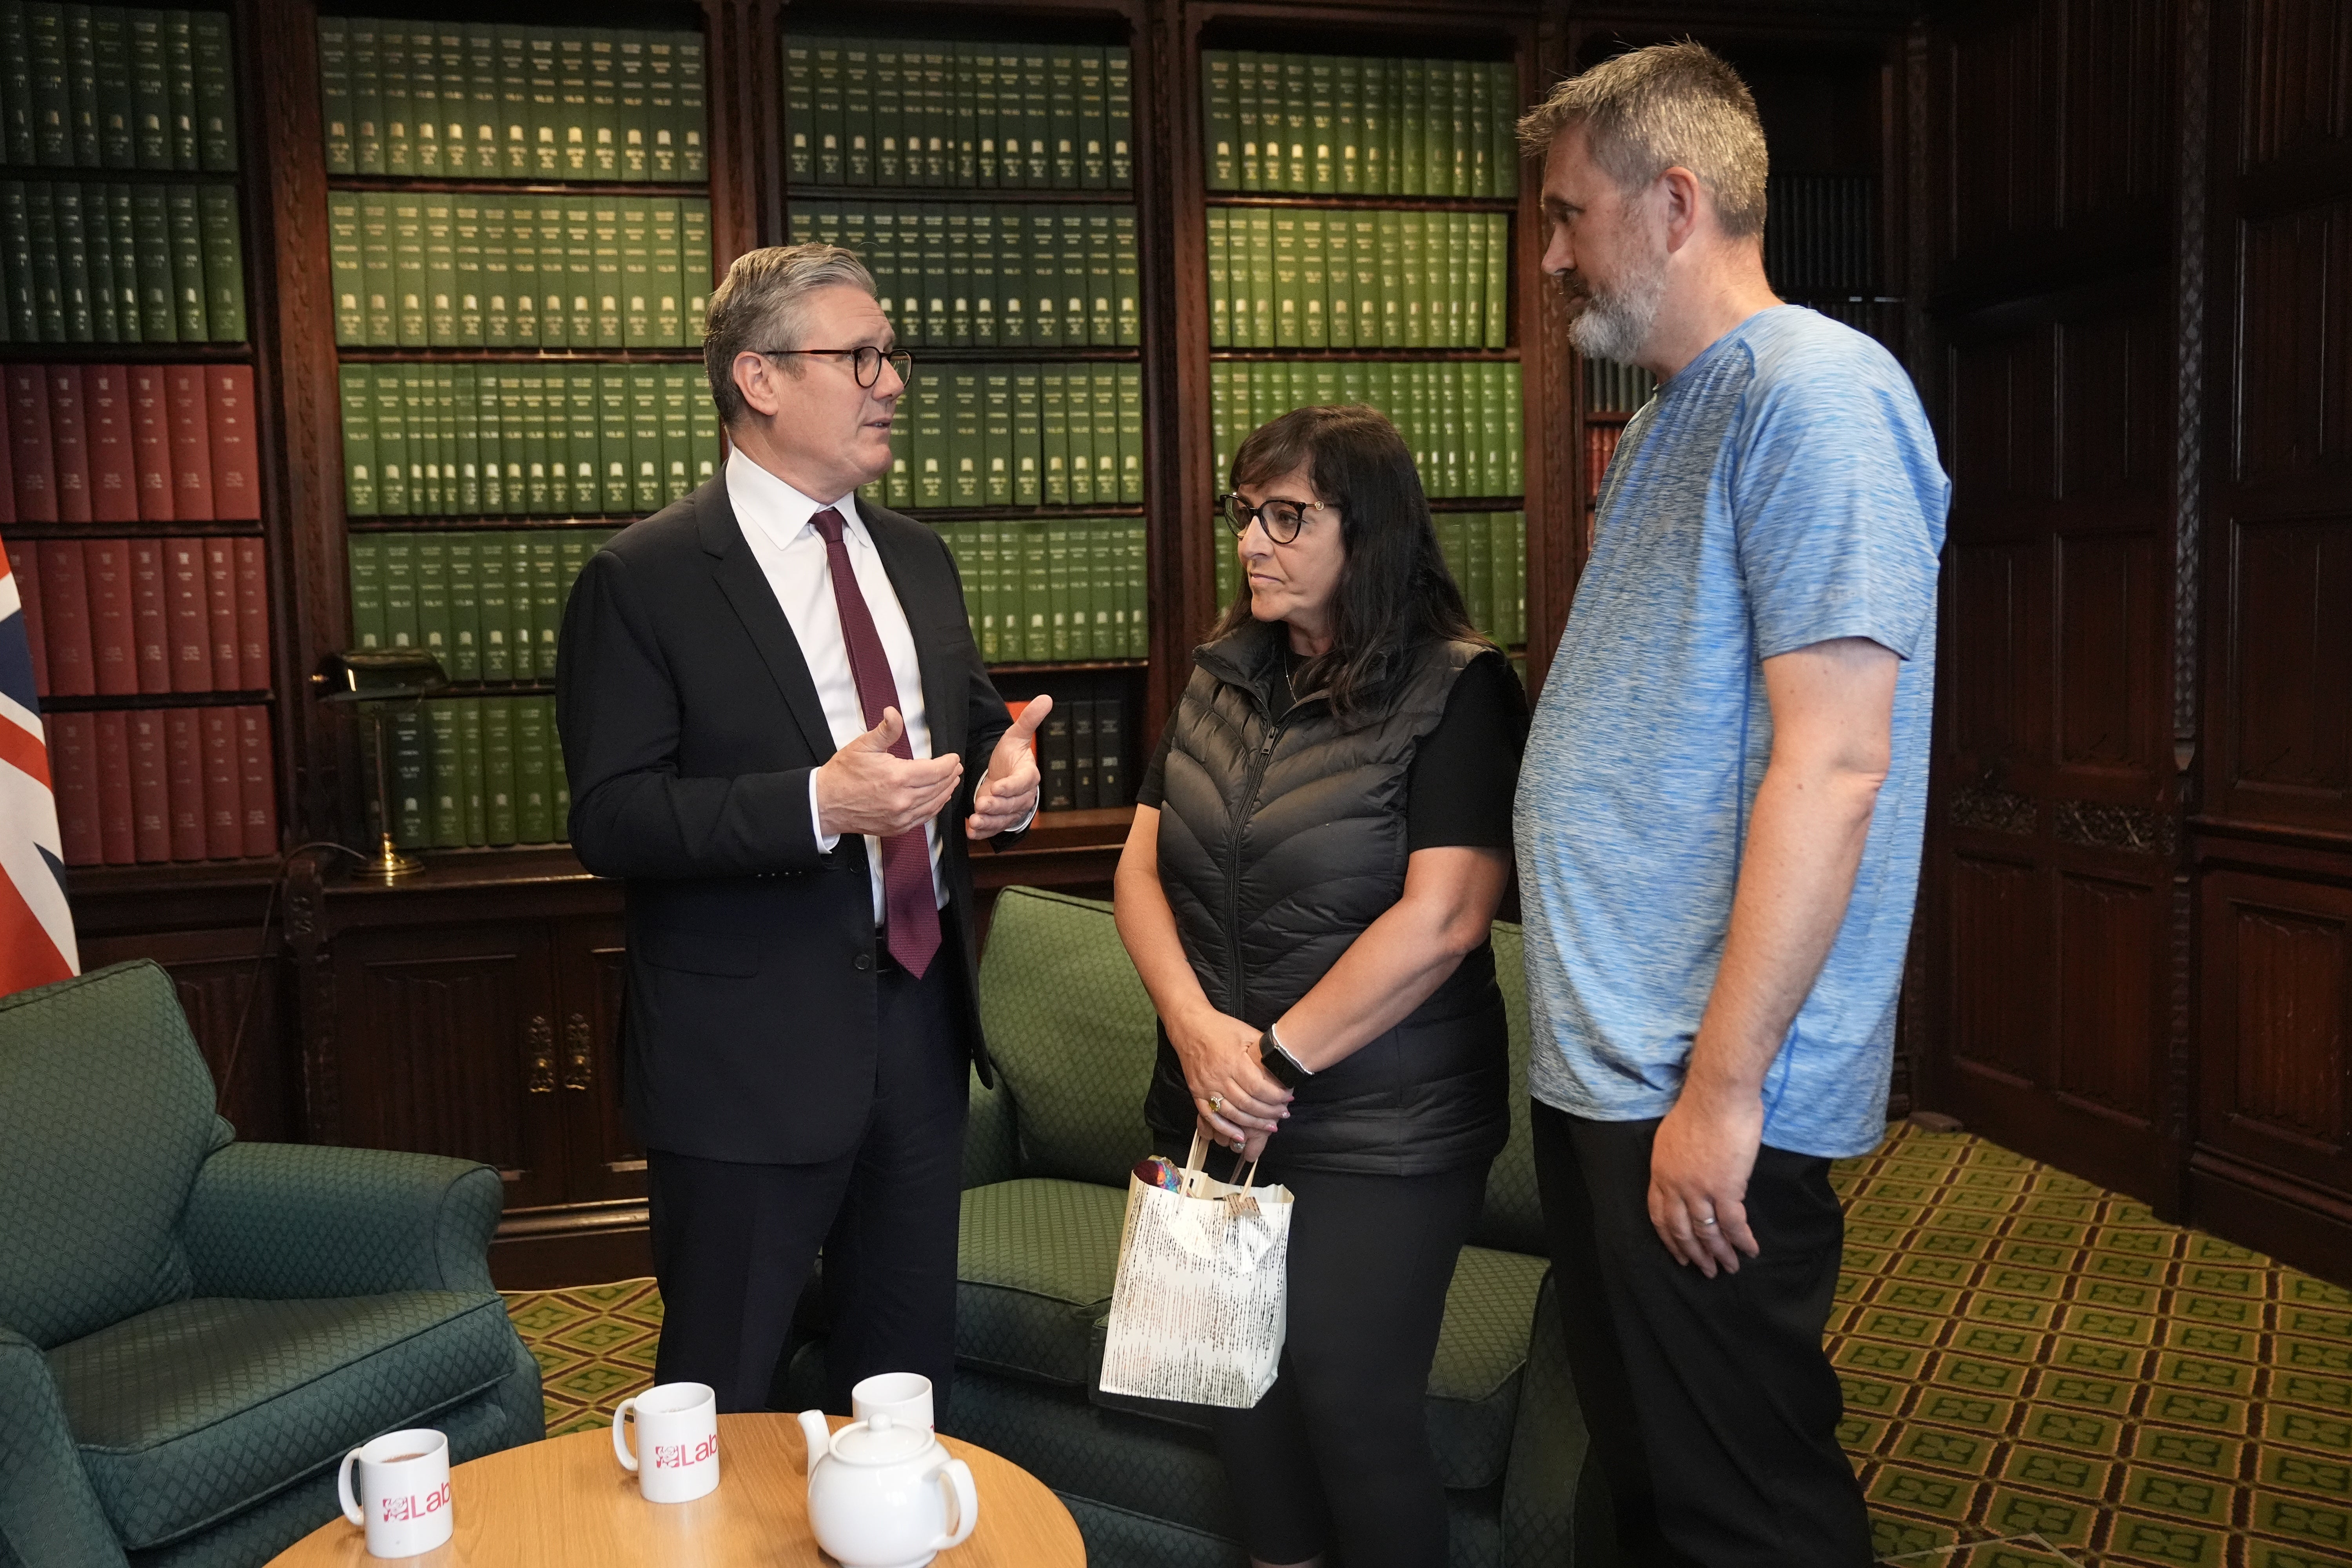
[1114,404,1528,1568]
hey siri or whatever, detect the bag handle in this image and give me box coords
[1184,1129,1262,1193]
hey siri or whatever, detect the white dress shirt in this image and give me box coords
[726,449,948,919]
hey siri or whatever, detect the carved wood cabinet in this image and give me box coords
[285,852,646,1288]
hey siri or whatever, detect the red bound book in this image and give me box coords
[0,381,14,524]
[203,537,239,689]
[129,366,174,521]
[93,710,136,864]
[128,708,173,862]
[164,536,211,691]
[12,542,47,694]
[83,366,139,524]
[84,536,136,695]
[48,713,102,866]
[201,705,241,859]
[206,367,261,521]
[236,704,278,858]
[165,367,216,523]
[233,538,269,690]
[47,365,90,524]
[33,540,94,697]
[165,707,207,860]
[8,366,56,523]
[128,538,170,692]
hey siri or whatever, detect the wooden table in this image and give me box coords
[270,1414,1085,1567]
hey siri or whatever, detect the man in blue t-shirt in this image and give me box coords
[1512,42,1948,1568]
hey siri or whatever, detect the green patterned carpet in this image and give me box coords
[502,1124,2351,1566]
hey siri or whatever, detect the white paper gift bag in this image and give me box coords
[1098,1134,1294,1409]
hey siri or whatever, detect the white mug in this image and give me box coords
[612,1381,720,1503]
[336,1428,453,1558]
[851,1371,935,1433]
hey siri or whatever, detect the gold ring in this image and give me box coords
[1207,1094,1223,1112]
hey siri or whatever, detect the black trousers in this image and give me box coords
[1163,1140,1490,1568]
[1531,1102,1872,1568]
[645,944,968,1416]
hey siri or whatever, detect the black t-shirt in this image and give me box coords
[1135,651,1528,851]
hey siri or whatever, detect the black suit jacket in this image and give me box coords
[556,476,1013,1165]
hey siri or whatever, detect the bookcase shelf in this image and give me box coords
[5,521,268,540]
[911,347,1143,362]
[1428,495,1526,511]
[905,504,1146,523]
[0,343,254,363]
[1211,348,1519,362]
[988,660,1145,675]
[334,348,704,364]
[328,178,711,199]
[42,690,274,711]
[0,165,240,186]
[790,186,1136,206]
[1213,193,1515,213]
[410,683,556,699]
[344,516,644,532]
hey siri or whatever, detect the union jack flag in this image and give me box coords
[0,537,76,996]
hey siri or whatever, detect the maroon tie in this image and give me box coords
[809,508,942,978]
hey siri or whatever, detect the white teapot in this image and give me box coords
[797,1409,980,1568]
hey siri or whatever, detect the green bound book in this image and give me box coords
[1271,209,1300,348]
[1448,60,1472,198]
[629,367,663,512]
[1206,207,1232,348]
[1397,209,1426,349]
[1203,51,1237,190]
[1045,521,1073,660]
[457,698,492,844]
[678,31,706,180]
[378,24,414,177]
[591,199,622,345]
[1280,54,1310,191]
[379,533,417,648]
[370,366,408,515]
[646,33,679,181]
[811,42,843,184]
[1125,519,1147,656]
[530,535,562,677]
[318,16,353,172]
[1245,205,1274,347]
[982,364,1013,505]
[782,41,812,182]
[410,26,443,177]
[1234,51,1261,192]
[1309,55,1335,193]
[1077,47,1107,189]
[445,534,479,680]
[1396,59,1424,198]
[681,198,711,341]
[190,11,234,171]
[1325,205,1355,348]
[1089,519,1116,660]
[911,370,946,507]
[1063,363,1095,508]
[164,183,206,338]
[515,695,552,843]
[659,367,692,503]
[1445,209,1470,348]
[92,11,131,171]
[1020,521,1050,660]
[1299,210,1327,348]
[1038,366,1068,506]
[1026,205,1058,347]
[55,181,89,340]
[619,196,652,345]
[946,206,972,345]
[421,195,454,343]
[129,11,170,169]
[477,535,510,681]
[339,365,378,515]
[416,534,451,666]
[562,198,594,344]
[1046,47,1077,187]
[570,370,601,511]
[1335,56,1361,195]
[347,536,385,648]
[947,367,982,506]
[446,199,481,341]
[1118,364,1144,504]
[502,533,535,681]
[1084,210,1114,346]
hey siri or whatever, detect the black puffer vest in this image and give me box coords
[1145,622,1510,1176]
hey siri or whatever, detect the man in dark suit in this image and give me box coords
[557,244,1049,1416]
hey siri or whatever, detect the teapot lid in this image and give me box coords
[829,1412,934,1466]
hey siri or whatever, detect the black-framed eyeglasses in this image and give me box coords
[759,346,915,388]
[1220,492,1337,544]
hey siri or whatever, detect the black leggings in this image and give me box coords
[1177,1147,1490,1568]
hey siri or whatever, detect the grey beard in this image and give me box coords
[1568,258,1668,365]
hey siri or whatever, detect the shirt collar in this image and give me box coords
[726,446,869,553]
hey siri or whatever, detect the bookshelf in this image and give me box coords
[780,5,1158,824]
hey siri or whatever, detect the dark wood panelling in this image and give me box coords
[329,926,567,1210]
[2060,0,2171,224]
[78,929,301,1144]
[1946,6,2053,264]
[2239,0,2351,170]
[1948,328,2056,516]
[1949,851,2046,1083]
[1946,541,2047,767]
[2222,517,2352,819]
[2199,870,2351,1191]
[2053,870,2160,1120]
[555,916,644,1205]
[2056,532,2160,777]
[2236,198,2352,484]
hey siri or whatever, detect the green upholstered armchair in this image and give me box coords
[0,962,544,1568]
[928,889,1614,1567]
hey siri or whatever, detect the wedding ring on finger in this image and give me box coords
[1207,1094,1224,1113]
[1700,1214,1718,1227]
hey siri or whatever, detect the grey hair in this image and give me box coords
[1516,41,1769,240]
[703,243,877,428]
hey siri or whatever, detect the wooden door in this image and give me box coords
[552,915,645,1207]
[325,922,568,1211]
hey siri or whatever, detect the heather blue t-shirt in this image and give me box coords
[1513,306,1949,1159]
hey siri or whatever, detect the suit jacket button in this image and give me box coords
[853,953,874,972]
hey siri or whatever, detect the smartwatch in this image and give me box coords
[1258,1024,1313,1091]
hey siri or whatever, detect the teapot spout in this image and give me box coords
[797,1410,831,1477]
